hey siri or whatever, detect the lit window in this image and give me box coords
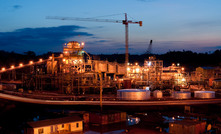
[38,128,44,134]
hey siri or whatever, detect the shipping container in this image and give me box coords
[89,111,127,125]
[169,120,206,134]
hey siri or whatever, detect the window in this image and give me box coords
[38,128,44,134]
[76,123,79,128]
[62,124,64,128]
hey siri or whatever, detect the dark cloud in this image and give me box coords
[13,5,22,10]
[0,25,93,54]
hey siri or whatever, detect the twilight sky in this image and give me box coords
[0,0,221,54]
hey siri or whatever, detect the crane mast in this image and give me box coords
[47,13,142,77]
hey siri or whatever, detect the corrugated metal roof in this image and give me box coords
[27,115,82,128]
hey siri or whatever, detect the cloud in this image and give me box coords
[0,25,93,54]
[187,20,221,27]
[13,5,22,10]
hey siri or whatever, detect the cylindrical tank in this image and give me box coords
[117,89,150,100]
[194,91,215,99]
[153,90,163,98]
[174,91,191,99]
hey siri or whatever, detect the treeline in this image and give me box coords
[0,50,220,72]
[94,50,221,72]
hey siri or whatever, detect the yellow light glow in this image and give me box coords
[172,63,175,66]
[182,78,185,81]
[11,65,14,69]
[136,68,140,73]
[81,42,85,46]
[39,59,43,62]
[127,67,130,71]
[181,67,184,71]
[49,56,52,59]
[29,61,33,64]
[135,63,138,66]
[64,51,68,54]
[1,67,6,71]
[63,59,66,62]
[19,63,23,67]
[127,63,130,65]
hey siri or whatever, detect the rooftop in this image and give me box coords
[27,115,82,128]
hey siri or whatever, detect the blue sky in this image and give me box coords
[0,0,221,54]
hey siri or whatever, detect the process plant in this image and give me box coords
[0,41,188,94]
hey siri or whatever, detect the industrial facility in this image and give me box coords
[0,41,191,96]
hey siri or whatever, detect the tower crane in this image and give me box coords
[47,13,142,76]
[146,40,153,54]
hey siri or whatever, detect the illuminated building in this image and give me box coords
[25,116,83,134]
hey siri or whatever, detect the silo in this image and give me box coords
[194,91,215,99]
[153,90,163,98]
[117,89,150,100]
[174,91,191,99]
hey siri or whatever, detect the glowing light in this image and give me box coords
[136,68,140,73]
[172,117,175,120]
[29,61,33,64]
[182,67,184,71]
[172,63,175,66]
[127,67,130,71]
[63,59,66,62]
[11,65,15,69]
[177,63,180,66]
[148,62,151,66]
[19,63,23,67]
[1,67,6,71]
[127,63,130,65]
[182,78,186,81]
[39,59,43,62]
[135,63,138,66]
[49,56,52,60]
[64,51,68,54]
[81,42,85,46]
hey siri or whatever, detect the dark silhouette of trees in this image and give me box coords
[0,49,220,72]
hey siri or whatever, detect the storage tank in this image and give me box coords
[194,91,215,99]
[117,89,150,100]
[153,90,163,98]
[174,91,191,99]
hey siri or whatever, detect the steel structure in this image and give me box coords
[47,13,142,76]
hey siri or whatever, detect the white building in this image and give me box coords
[25,116,83,134]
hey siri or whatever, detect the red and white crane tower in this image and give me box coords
[47,13,142,76]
